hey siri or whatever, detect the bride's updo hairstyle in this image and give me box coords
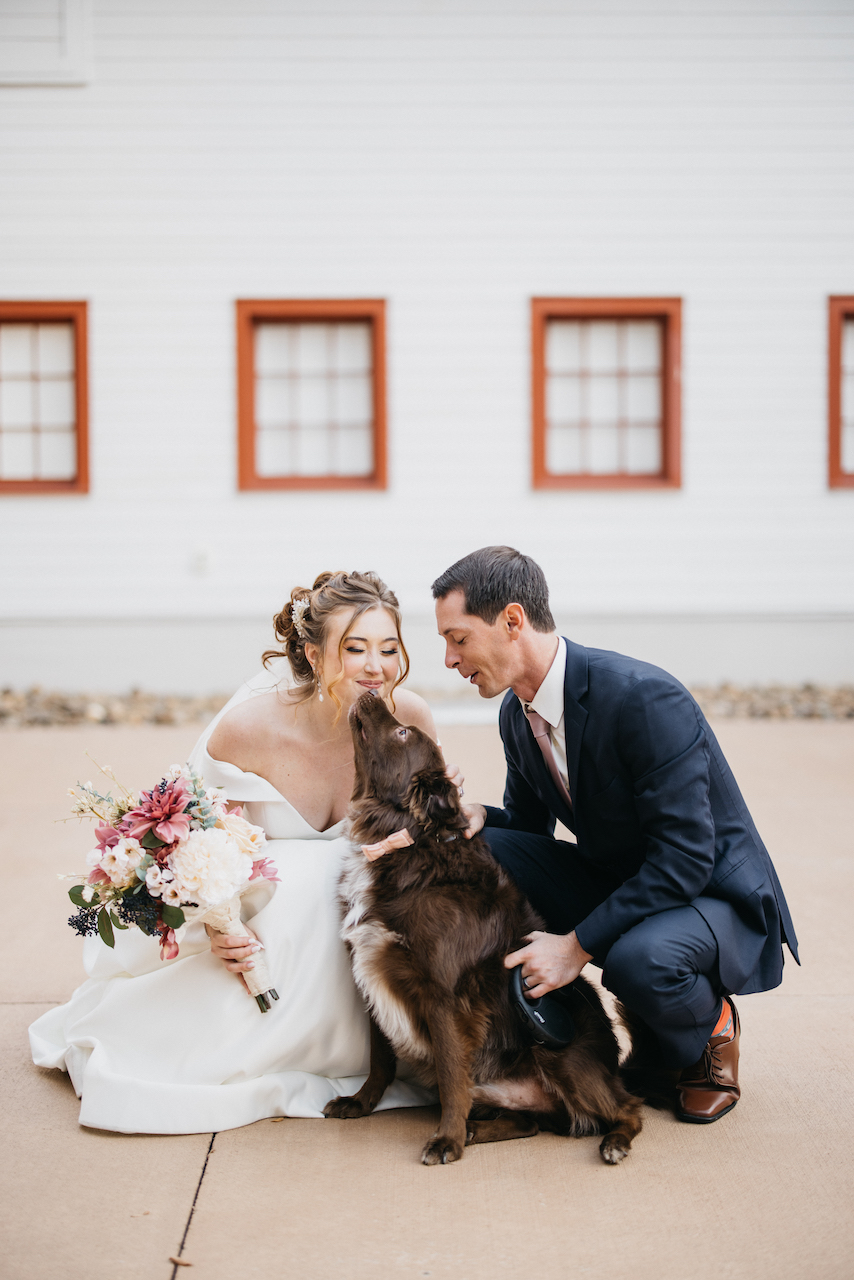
[263,570,410,715]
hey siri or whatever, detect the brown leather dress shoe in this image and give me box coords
[676,1000,740,1124]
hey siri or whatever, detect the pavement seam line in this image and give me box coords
[169,1132,216,1278]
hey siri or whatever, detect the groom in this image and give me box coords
[432,546,799,1123]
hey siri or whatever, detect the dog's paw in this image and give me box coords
[421,1134,465,1165]
[323,1095,367,1120]
[599,1134,631,1165]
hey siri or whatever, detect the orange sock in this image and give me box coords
[711,998,733,1040]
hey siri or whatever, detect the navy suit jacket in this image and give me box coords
[483,640,799,995]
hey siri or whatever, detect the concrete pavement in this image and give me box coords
[2,720,853,1279]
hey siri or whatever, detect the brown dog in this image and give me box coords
[323,692,644,1166]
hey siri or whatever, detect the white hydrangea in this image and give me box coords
[167,827,252,909]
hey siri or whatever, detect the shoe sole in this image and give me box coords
[675,1098,739,1125]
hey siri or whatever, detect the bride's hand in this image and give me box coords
[206,925,264,976]
[446,763,465,794]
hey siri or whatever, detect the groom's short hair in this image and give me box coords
[431,546,556,633]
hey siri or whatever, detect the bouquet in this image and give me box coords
[65,762,281,1011]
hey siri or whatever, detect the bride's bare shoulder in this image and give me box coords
[392,688,438,740]
[208,691,294,763]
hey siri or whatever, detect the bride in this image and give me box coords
[29,570,451,1134]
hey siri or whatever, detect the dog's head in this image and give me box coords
[348,692,464,843]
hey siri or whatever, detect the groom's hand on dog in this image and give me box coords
[504,930,594,998]
[460,802,486,838]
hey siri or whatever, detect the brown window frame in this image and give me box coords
[829,296,854,489]
[236,298,387,491]
[531,296,682,490]
[0,300,88,495]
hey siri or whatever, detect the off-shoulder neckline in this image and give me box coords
[202,745,347,837]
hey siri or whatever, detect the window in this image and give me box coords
[531,298,681,489]
[236,300,387,491]
[829,297,854,489]
[0,301,88,494]
[0,0,92,86]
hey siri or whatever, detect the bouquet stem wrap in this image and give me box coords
[200,895,280,1013]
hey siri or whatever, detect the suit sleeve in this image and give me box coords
[573,679,716,959]
[482,711,556,839]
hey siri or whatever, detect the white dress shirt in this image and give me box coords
[519,636,569,792]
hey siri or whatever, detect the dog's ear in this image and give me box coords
[403,768,459,830]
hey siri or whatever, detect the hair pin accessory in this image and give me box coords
[291,597,310,639]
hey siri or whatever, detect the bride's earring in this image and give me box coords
[310,664,324,703]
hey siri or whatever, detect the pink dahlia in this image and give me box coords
[123,777,192,845]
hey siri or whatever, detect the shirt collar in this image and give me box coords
[518,636,566,729]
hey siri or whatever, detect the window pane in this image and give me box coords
[625,321,661,372]
[588,374,619,423]
[335,373,372,427]
[38,430,76,480]
[256,428,293,478]
[842,318,854,373]
[546,425,584,473]
[256,376,291,429]
[0,429,35,479]
[336,426,374,475]
[334,324,372,374]
[0,324,34,376]
[255,325,292,375]
[546,321,582,373]
[588,424,620,472]
[295,425,331,476]
[294,325,330,375]
[626,373,661,422]
[587,322,619,373]
[547,374,582,424]
[842,425,854,474]
[0,379,34,428]
[295,375,329,428]
[38,323,75,375]
[842,372,854,427]
[625,425,662,474]
[39,377,75,428]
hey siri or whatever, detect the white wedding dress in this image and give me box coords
[29,662,431,1134]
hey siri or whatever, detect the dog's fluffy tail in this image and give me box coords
[614,1001,679,1111]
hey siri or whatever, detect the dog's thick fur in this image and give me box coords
[323,693,644,1166]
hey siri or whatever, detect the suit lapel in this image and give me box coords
[562,638,588,810]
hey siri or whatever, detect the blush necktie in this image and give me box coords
[524,706,573,811]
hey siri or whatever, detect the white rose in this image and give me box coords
[101,837,144,888]
[167,827,252,910]
[216,811,266,859]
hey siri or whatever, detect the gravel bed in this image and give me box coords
[1,684,853,727]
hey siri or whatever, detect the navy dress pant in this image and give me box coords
[483,828,729,1068]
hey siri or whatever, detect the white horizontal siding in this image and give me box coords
[0,0,852,670]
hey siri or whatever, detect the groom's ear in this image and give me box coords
[403,769,459,830]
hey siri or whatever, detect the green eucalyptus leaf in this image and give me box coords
[97,909,115,948]
[109,910,128,931]
[160,904,185,929]
[140,830,164,850]
[68,885,88,908]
